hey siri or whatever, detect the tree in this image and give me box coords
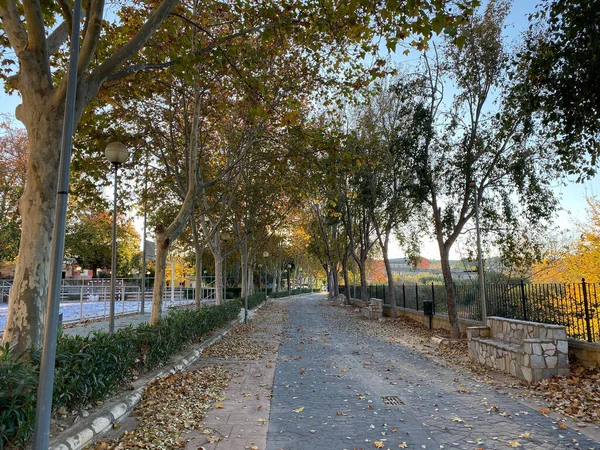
[532,197,600,284]
[0,115,27,266]
[0,0,182,352]
[397,1,559,337]
[349,82,425,316]
[513,0,600,179]
[65,211,141,278]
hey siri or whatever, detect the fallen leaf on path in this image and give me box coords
[293,406,304,413]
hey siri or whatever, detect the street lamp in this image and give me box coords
[262,251,269,300]
[469,179,486,325]
[287,264,291,296]
[105,142,129,333]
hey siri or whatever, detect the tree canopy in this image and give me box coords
[512,0,600,178]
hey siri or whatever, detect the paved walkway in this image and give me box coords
[265,294,599,450]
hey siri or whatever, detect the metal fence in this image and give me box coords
[341,279,600,343]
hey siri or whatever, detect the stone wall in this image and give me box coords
[569,339,600,367]
[467,317,569,383]
[361,298,383,320]
[378,305,600,368]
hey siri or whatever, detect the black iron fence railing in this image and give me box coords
[340,279,600,343]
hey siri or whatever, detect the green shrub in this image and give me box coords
[270,291,290,298]
[0,344,38,449]
[246,292,266,309]
[269,287,312,299]
[0,299,242,449]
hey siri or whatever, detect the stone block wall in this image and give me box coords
[361,298,383,320]
[467,317,569,383]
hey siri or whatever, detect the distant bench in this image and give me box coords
[467,316,569,383]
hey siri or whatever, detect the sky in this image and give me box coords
[0,1,598,262]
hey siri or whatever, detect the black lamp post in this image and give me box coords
[105,142,129,333]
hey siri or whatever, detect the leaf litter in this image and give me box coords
[93,366,229,449]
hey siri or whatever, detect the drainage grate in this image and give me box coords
[381,396,403,405]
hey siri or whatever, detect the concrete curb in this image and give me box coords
[49,315,244,450]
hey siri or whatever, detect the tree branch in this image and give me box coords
[47,21,69,55]
[56,0,72,34]
[104,18,283,83]
[0,0,29,55]
[22,0,47,53]
[106,62,175,82]
[77,0,105,77]
[88,0,179,86]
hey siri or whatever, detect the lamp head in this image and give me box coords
[105,142,129,165]
[263,251,269,258]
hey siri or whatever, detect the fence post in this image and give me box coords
[431,282,436,315]
[520,279,528,321]
[415,284,419,311]
[79,285,84,320]
[582,278,593,342]
[402,284,406,308]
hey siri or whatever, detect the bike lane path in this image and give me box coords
[267,295,599,450]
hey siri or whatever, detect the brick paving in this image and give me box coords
[266,294,600,450]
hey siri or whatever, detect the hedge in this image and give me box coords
[0,298,246,449]
[270,287,313,298]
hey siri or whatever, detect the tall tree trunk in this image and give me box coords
[213,250,224,305]
[382,247,396,318]
[191,215,204,311]
[240,234,249,298]
[342,256,350,303]
[333,268,339,297]
[150,235,169,324]
[2,106,62,353]
[149,92,201,324]
[358,261,367,301]
[440,245,460,338]
[195,250,203,310]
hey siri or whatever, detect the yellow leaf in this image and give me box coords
[374,441,385,449]
[398,443,408,449]
[508,442,521,448]
[215,402,223,409]
[558,423,568,430]
[519,432,532,439]
[293,406,304,413]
